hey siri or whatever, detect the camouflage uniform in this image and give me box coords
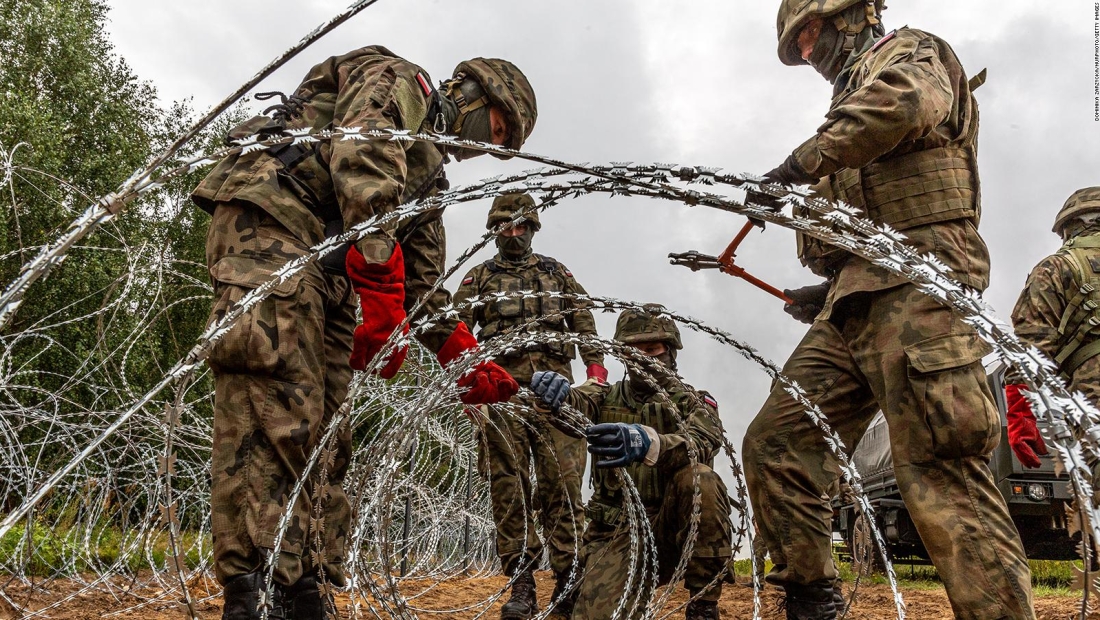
[561,378,731,619]
[1010,188,1100,402]
[743,21,1035,620]
[193,47,471,588]
[454,251,601,578]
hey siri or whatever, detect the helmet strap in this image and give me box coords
[441,72,491,135]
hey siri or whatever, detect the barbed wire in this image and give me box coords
[2,118,1097,619]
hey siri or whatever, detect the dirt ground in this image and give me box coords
[2,572,1095,619]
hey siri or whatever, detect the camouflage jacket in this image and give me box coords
[191,46,458,352]
[453,252,603,384]
[1011,232,1100,401]
[566,378,724,522]
[789,28,990,316]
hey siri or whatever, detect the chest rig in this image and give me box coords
[475,255,575,361]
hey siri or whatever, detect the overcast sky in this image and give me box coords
[102,0,1100,482]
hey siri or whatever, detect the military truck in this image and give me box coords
[834,358,1080,565]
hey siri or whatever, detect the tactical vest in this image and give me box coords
[201,46,446,226]
[586,386,710,526]
[475,255,575,361]
[1053,234,1100,375]
[796,32,983,277]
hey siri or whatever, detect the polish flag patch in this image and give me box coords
[704,395,718,408]
[462,276,474,286]
[870,30,897,53]
[415,72,433,96]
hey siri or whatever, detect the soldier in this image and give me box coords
[741,2,1035,618]
[453,192,607,620]
[190,47,536,620]
[1006,187,1100,469]
[529,305,731,620]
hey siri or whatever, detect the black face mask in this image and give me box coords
[496,228,535,260]
[626,350,677,396]
[806,21,848,83]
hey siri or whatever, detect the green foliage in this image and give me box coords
[832,557,1082,590]
[0,0,242,517]
[0,522,209,576]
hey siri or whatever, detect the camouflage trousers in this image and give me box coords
[205,201,355,587]
[743,284,1035,620]
[572,465,732,620]
[479,398,586,576]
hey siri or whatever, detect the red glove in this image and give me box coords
[346,243,408,378]
[1005,383,1049,469]
[436,322,519,405]
[586,363,609,384]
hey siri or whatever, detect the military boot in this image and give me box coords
[547,570,577,618]
[221,572,288,620]
[500,570,538,620]
[685,599,720,619]
[781,580,837,620]
[286,573,337,620]
[831,581,847,615]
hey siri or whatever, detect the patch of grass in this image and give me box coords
[834,558,1085,590]
[0,523,209,577]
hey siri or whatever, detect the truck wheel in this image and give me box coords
[849,512,886,576]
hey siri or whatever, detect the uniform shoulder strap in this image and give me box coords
[482,258,503,274]
[534,254,559,274]
[967,68,987,92]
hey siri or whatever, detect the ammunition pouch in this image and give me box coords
[832,145,979,232]
[585,500,623,527]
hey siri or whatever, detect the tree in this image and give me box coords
[0,0,216,524]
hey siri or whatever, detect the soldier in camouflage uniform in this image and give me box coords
[1005,187,1100,469]
[741,2,1035,618]
[453,192,607,620]
[530,305,731,620]
[191,47,537,620]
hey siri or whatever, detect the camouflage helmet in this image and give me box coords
[487,192,541,230]
[452,58,537,154]
[776,0,883,66]
[615,304,683,350]
[1053,187,1100,235]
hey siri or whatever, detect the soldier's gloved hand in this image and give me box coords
[530,371,572,412]
[782,281,831,325]
[436,322,519,405]
[745,156,815,229]
[586,423,654,468]
[1005,383,1048,468]
[346,243,408,378]
[586,363,609,385]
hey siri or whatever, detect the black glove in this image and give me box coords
[746,156,815,229]
[586,422,652,468]
[530,371,571,412]
[783,281,830,324]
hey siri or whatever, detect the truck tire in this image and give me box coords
[848,511,886,576]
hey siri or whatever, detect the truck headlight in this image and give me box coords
[1026,483,1049,502]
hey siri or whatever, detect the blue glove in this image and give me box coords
[586,423,652,468]
[530,371,571,412]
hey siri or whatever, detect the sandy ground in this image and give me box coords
[2,572,1095,619]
